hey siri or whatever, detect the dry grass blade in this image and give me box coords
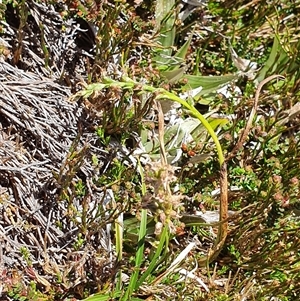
[226,75,285,161]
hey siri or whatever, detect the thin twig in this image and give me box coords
[226,74,285,161]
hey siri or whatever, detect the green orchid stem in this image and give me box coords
[142,85,225,165]
[162,92,224,164]
[141,84,228,264]
[79,78,228,265]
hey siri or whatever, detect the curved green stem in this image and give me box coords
[152,88,228,265]
[79,78,229,265]
[156,90,225,165]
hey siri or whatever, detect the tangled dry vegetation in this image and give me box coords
[0,1,117,298]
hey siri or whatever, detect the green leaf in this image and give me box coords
[183,74,237,96]
[208,118,229,130]
[256,34,300,81]
[189,116,228,144]
[84,292,122,301]
[172,34,193,66]
[161,67,186,83]
[155,90,225,165]
[136,226,169,287]
[161,33,193,73]
[123,209,147,299]
[155,0,176,62]
[257,35,281,81]
[164,117,200,148]
[84,292,144,301]
[123,216,156,243]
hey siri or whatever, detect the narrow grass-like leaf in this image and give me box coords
[123,217,156,244]
[256,34,298,82]
[257,35,281,81]
[122,209,147,300]
[136,225,168,287]
[115,212,123,290]
[84,291,144,301]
